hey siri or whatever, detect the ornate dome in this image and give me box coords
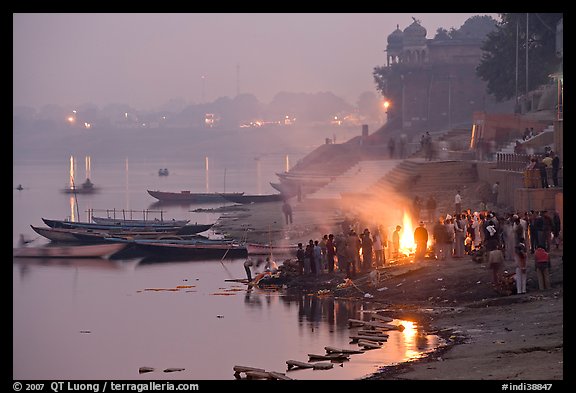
[387,24,404,46]
[403,18,427,46]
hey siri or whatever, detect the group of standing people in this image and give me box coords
[292,226,389,279]
[525,152,561,189]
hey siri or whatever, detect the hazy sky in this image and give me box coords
[13,13,500,111]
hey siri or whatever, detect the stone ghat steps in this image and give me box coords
[306,159,402,199]
[378,159,479,193]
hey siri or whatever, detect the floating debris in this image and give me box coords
[233,365,293,380]
[163,367,185,373]
[307,353,350,361]
[324,346,364,355]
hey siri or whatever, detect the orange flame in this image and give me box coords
[399,210,416,256]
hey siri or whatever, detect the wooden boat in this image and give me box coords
[246,242,298,256]
[31,225,89,242]
[147,190,244,203]
[13,242,127,259]
[220,193,285,204]
[91,216,190,227]
[30,225,199,243]
[62,179,98,194]
[41,218,212,234]
[126,239,248,259]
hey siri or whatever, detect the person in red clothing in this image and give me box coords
[534,244,551,290]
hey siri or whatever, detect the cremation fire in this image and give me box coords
[399,210,416,257]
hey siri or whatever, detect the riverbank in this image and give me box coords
[214,199,564,381]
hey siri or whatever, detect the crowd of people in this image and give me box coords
[245,201,561,295]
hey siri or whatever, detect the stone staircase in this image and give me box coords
[360,158,485,215]
[305,159,402,200]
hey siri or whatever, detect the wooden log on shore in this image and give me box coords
[357,329,391,335]
[233,365,266,373]
[233,365,266,379]
[349,334,388,342]
[371,314,394,323]
[286,360,315,370]
[358,339,382,349]
[324,346,364,354]
[348,318,396,330]
[268,371,293,380]
[233,365,294,380]
[368,321,405,331]
[245,370,273,379]
[312,362,334,370]
[308,353,350,361]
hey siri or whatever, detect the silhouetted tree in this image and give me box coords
[476,13,562,101]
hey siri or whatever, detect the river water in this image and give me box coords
[13,125,441,380]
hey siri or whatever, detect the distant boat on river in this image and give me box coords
[147,189,244,203]
[62,178,98,194]
[220,193,285,204]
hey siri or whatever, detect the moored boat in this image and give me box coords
[147,190,244,203]
[91,216,190,227]
[220,193,285,204]
[125,239,248,259]
[41,218,212,234]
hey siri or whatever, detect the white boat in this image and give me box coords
[13,242,127,259]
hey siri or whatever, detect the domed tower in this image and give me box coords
[403,17,428,64]
[386,24,404,66]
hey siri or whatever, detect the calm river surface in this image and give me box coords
[13,127,441,380]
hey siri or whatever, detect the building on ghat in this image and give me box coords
[375,16,509,133]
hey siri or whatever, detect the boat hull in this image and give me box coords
[134,241,248,260]
[91,216,190,227]
[41,218,210,234]
[220,193,285,204]
[147,190,243,203]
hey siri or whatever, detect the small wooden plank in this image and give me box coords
[286,360,314,369]
[369,322,404,331]
[268,371,293,380]
[312,362,334,370]
[358,339,382,349]
[350,334,388,342]
[308,353,350,361]
[371,314,394,323]
[324,346,364,354]
[245,370,273,379]
[233,365,266,373]
[357,329,390,335]
[348,319,395,330]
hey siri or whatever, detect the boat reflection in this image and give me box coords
[13,257,142,281]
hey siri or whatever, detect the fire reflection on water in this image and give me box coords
[243,288,442,378]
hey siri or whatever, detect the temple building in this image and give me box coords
[376,17,508,132]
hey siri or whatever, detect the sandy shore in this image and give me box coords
[213,198,564,382]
